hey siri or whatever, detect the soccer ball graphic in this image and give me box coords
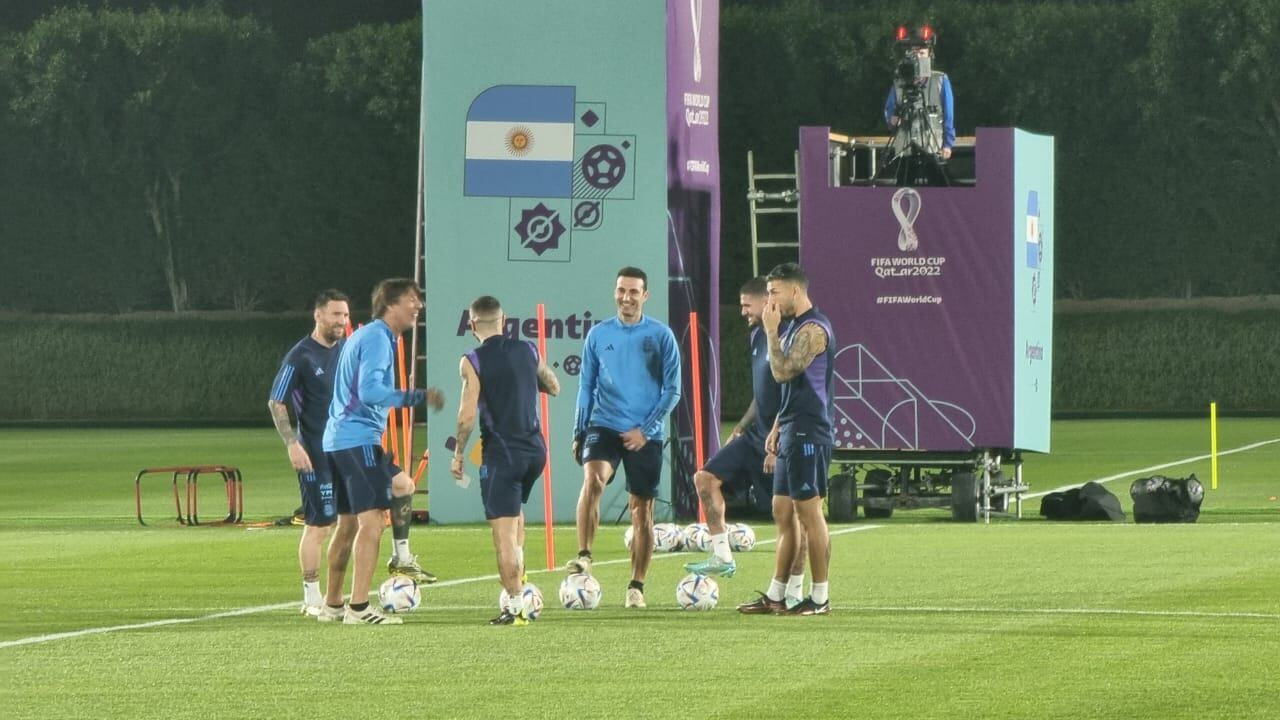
[728,523,757,552]
[378,575,421,614]
[498,583,544,621]
[676,573,719,611]
[559,573,602,610]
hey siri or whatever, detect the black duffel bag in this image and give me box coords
[1129,474,1204,523]
[1040,481,1124,521]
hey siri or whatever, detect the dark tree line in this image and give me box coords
[1,1,1277,313]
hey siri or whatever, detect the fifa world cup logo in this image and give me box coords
[690,0,703,83]
[891,187,922,252]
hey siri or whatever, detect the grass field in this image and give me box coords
[2,419,1279,718]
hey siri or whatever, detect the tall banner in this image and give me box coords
[667,0,721,519]
[798,126,1052,453]
[421,1,719,523]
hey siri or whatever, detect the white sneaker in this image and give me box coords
[300,603,322,618]
[343,605,403,625]
[316,604,345,623]
[624,587,647,609]
[565,555,593,575]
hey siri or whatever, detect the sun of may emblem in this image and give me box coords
[504,126,533,156]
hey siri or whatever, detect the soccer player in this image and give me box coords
[739,262,835,616]
[450,295,560,625]
[568,266,681,609]
[685,278,808,606]
[268,289,350,617]
[320,278,442,625]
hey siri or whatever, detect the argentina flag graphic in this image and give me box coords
[1025,190,1041,269]
[464,85,576,198]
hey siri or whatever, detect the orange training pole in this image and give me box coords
[537,303,555,570]
[386,397,400,466]
[689,311,707,524]
[396,337,411,469]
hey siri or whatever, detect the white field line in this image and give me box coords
[1022,437,1280,499]
[0,525,882,650]
[857,606,1280,621]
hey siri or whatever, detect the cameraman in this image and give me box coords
[884,26,954,160]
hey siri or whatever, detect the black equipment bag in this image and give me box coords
[1039,481,1124,521]
[1129,474,1204,523]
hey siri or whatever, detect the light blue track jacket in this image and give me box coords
[323,319,419,452]
[573,315,681,441]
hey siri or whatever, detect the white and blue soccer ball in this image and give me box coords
[498,583,544,621]
[728,522,757,552]
[378,575,421,613]
[653,522,682,552]
[676,572,719,611]
[682,523,711,553]
[559,572,602,610]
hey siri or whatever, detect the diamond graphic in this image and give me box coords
[620,140,631,150]
[580,109,600,128]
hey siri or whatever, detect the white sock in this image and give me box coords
[811,581,829,605]
[394,539,412,563]
[303,580,322,606]
[507,588,525,615]
[785,574,804,601]
[710,532,733,562]
[766,579,786,602]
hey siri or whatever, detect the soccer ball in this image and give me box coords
[653,522,682,552]
[498,583,544,621]
[676,572,719,611]
[728,522,756,552]
[682,523,711,553]
[378,575,421,613]
[559,572,602,610]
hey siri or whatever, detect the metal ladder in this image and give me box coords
[746,149,801,276]
[407,128,426,482]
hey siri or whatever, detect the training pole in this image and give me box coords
[1210,402,1219,490]
[537,303,556,569]
[689,311,707,524]
[396,337,412,469]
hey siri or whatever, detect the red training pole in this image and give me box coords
[689,311,707,524]
[537,303,556,570]
[396,337,411,470]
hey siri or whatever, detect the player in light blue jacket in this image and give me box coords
[568,266,680,610]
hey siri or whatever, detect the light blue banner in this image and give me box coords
[422,1,670,523]
[1013,130,1054,453]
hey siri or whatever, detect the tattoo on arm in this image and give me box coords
[768,324,828,382]
[268,401,297,445]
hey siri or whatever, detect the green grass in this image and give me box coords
[1,420,1279,718]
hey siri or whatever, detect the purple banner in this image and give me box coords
[799,126,1016,451]
[667,0,720,518]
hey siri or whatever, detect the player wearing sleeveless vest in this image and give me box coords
[685,278,809,607]
[451,295,560,626]
[742,263,835,617]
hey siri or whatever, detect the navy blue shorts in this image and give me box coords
[581,426,663,498]
[326,444,395,515]
[703,434,769,499]
[480,446,546,520]
[297,442,337,526]
[773,437,831,501]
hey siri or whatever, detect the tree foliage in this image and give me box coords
[1,1,1278,313]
